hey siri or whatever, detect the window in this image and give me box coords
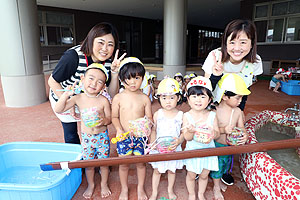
[38,11,75,46]
[254,0,300,43]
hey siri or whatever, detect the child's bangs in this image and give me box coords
[119,63,145,81]
[187,86,212,98]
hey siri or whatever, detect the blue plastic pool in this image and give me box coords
[0,142,82,200]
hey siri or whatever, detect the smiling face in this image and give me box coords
[82,68,106,96]
[187,91,211,111]
[123,75,144,92]
[91,34,115,62]
[226,31,252,64]
[159,94,178,111]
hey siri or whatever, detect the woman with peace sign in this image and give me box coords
[202,19,263,188]
[202,19,263,111]
[48,22,126,144]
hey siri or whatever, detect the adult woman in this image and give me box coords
[202,19,263,111]
[202,19,263,186]
[48,22,126,144]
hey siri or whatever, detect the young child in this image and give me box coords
[182,76,220,200]
[182,74,191,102]
[111,57,153,200]
[210,73,250,200]
[269,68,287,93]
[174,72,184,90]
[149,78,184,200]
[54,63,112,199]
[143,76,154,102]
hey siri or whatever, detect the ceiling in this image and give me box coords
[36,0,241,29]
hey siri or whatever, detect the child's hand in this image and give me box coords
[169,137,180,150]
[186,124,196,133]
[212,51,224,76]
[70,106,80,120]
[224,124,234,134]
[237,131,249,145]
[116,129,125,138]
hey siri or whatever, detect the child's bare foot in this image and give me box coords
[188,194,196,200]
[220,182,227,192]
[83,185,95,199]
[138,187,148,200]
[118,188,128,200]
[213,187,224,200]
[198,193,206,200]
[101,183,111,198]
[149,192,157,200]
[168,190,177,199]
[273,90,279,93]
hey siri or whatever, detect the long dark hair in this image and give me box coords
[221,19,257,63]
[81,22,119,58]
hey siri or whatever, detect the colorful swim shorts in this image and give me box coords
[210,142,232,179]
[117,136,147,156]
[81,130,110,160]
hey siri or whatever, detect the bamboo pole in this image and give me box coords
[40,138,300,171]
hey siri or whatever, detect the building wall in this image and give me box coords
[240,0,300,62]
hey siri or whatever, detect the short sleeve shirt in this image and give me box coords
[202,48,263,76]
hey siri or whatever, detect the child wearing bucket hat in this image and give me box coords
[148,78,184,200]
[54,62,112,199]
[182,76,220,200]
[111,57,152,200]
[210,73,250,199]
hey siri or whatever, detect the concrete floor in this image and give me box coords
[1,76,299,200]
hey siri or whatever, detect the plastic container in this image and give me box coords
[156,136,175,153]
[0,142,82,200]
[281,80,300,96]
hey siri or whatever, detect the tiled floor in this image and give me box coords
[1,76,299,200]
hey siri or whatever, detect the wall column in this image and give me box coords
[0,0,46,107]
[163,0,187,77]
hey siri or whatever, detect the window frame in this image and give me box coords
[38,11,76,47]
[253,0,300,45]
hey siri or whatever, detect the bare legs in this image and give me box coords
[186,169,210,200]
[150,169,177,200]
[150,169,161,200]
[212,178,225,200]
[83,166,111,199]
[118,157,148,200]
[273,82,281,93]
[83,167,95,199]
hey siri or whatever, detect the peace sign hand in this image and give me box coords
[212,51,224,76]
[111,49,127,73]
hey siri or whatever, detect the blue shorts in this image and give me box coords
[210,142,232,179]
[81,130,110,160]
[117,136,146,156]
[272,77,280,84]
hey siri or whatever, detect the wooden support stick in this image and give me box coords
[40,138,300,171]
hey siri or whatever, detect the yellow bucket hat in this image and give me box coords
[186,76,212,92]
[213,73,251,103]
[119,57,144,71]
[156,78,180,95]
[86,63,109,82]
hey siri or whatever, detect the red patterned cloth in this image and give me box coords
[240,110,300,200]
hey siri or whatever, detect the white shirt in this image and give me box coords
[202,48,263,76]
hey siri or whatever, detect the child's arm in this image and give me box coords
[144,96,153,122]
[236,111,248,145]
[54,87,77,113]
[212,116,220,140]
[150,111,158,143]
[111,94,124,137]
[99,97,111,126]
[182,114,195,141]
